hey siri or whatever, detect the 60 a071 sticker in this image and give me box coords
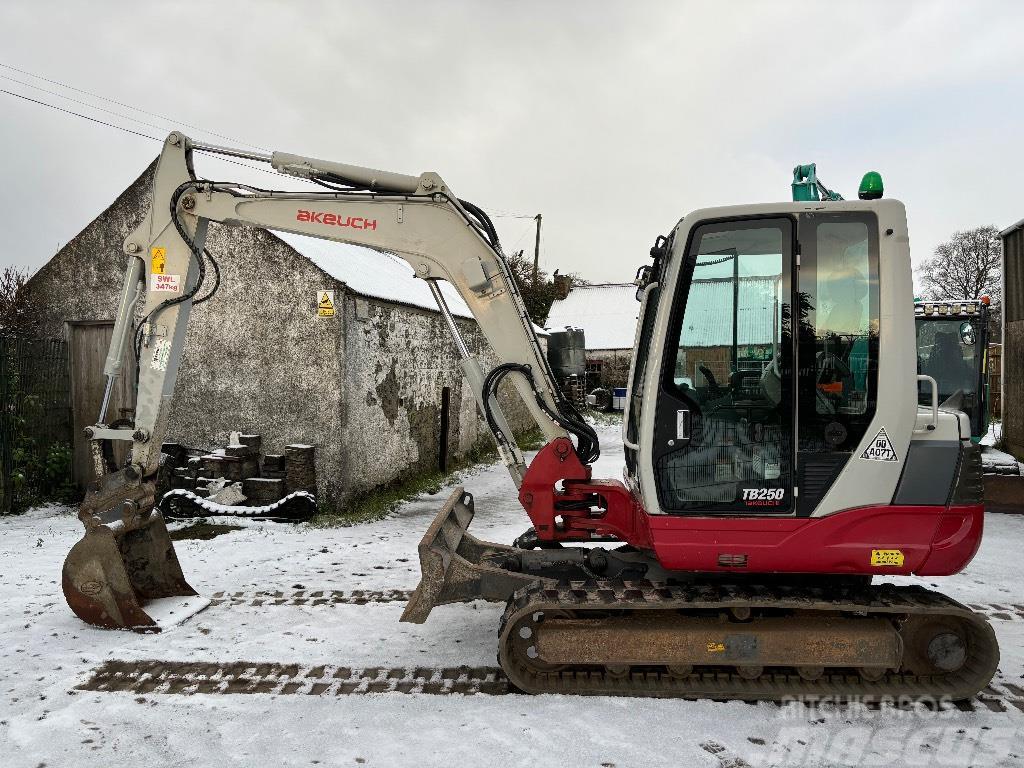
[861,427,899,462]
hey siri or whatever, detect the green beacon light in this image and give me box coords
[858,171,884,200]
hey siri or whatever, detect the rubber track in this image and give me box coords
[74,660,1024,712]
[498,580,1000,701]
[208,589,413,607]
[77,660,510,696]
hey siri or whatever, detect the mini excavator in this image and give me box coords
[62,138,997,700]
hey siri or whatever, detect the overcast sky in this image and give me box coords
[2,1,1023,286]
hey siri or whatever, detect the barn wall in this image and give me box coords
[24,162,158,338]
[165,225,347,506]
[23,162,350,505]
[1003,225,1024,457]
[338,294,538,499]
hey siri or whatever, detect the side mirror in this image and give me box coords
[959,322,976,346]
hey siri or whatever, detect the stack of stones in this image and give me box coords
[164,434,317,506]
[285,444,317,493]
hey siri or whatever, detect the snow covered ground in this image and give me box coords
[3,424,1024,767]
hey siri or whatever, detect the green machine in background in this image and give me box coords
[792,165,991,442]
[914,298,992,442]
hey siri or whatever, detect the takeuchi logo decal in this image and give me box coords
[296,209,377,230]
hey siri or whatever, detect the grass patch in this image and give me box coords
[310,428,543,528]
[169,522,244,541]
[587,409,624,426]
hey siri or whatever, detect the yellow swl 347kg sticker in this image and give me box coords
[871,549,905,567]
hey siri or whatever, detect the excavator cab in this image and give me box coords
[627,206,894,520]
[914,299,991,442]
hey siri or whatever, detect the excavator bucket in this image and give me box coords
[401,486,538,624]
[62,470,208,631]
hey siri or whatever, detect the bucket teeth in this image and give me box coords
[62,472,201,632]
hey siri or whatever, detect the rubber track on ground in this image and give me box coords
[77,661,510,696]
[209,591,1024,623]
[208,589,413,607]
[75,660,1024,712]
[498,580,1000,700]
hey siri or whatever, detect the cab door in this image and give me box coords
[651,217,796,514]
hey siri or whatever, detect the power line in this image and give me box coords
[0,61,268,151]
[0,73,194,139]
[1,88,161,142]
[0,86,303,182]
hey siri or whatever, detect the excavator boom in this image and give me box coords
[62,131,596,630]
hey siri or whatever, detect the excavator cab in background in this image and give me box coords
[61,139,997,701]
[914,298,992,442]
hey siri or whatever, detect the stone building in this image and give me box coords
[23,162,539,510]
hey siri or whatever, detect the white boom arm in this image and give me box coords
[93,132,583,488]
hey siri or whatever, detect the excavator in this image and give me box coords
[62,138,997,701]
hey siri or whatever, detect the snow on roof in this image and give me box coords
[273,230,473,319]
[545,284,640,350]
[272,231,548,336]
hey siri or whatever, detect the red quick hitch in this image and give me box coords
[518,438,651,549]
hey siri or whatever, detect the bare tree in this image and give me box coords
[0,266,36,333]
[917,225,1002,336]
[917,225,1002,303]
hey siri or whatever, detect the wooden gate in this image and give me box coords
[67,322,137,488]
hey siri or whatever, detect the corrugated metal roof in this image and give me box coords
[545,284,640,350]
[545,277,781,351]
[1000,217,1024,238]
[680,277,781,347]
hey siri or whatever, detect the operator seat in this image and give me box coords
[925,331,971,397]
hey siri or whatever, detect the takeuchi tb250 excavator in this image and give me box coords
[62,137,998,701]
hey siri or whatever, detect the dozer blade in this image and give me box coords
[400,486,540,624]
[62,469,209,632]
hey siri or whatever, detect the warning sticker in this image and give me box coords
[861,427,899,462]
[151,247,167,275]
[151,273,181,293]
[150,339,172,371]
[870,549,905,567]
[318,290,336,317]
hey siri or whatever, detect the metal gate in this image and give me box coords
[0,335,73,514]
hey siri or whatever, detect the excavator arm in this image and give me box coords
[99,131,599,483]
[62,131,600,631]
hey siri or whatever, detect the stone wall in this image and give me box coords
[338,292,538,501]
[24,160,541,511]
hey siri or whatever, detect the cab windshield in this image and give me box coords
[916,318,981,401]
